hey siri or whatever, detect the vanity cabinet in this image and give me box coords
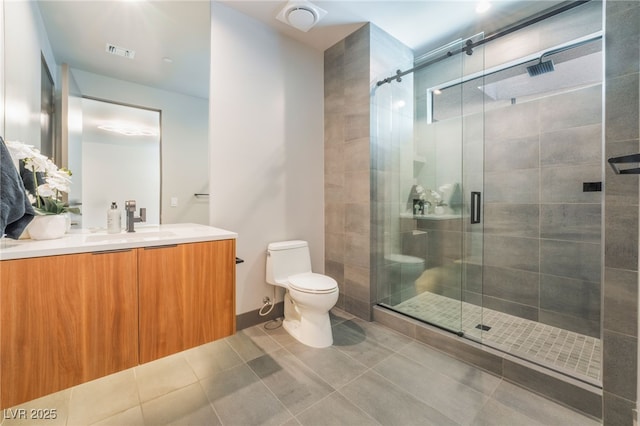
[0,249,138,409]
[138,239,236,363]
[0,235,236,409]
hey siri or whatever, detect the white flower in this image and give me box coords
[23,151,50,173]
[5,140,37,160]
[4,140,78,215]
[46,169,72,194]
[36,183,56,198]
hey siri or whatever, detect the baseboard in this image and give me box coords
[236,301,284,331]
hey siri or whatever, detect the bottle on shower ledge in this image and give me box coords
[107,201,121,234]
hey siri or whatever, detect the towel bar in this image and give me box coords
[608,153,640,175]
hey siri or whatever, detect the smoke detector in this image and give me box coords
[276,0,327,32]
[105,43,135,59]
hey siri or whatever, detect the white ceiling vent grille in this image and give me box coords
[276,0,327,32]
[105,43,135,59]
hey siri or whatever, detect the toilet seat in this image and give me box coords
[288,273,338,294]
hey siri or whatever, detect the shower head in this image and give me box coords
[526,59,555,77]
[525,35,602,78]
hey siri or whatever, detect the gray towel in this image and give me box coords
[1,137,35,238]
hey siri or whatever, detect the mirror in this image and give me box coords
[3,1,211,227]
[74,98,161,229]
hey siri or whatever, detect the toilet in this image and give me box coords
[385,254,425,298]
[266,240,339,348]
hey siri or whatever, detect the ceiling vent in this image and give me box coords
[105,43,135,59]
[276,0,327,32]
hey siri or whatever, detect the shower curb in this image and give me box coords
[372,305,603,421]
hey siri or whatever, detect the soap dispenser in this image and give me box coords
[107,202,121,234]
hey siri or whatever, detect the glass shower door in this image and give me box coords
[374,36,485,336]
[425,36,603,384]
[374,25,603,384]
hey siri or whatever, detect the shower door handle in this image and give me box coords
[471,191,481,224]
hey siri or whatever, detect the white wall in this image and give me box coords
[4,0,56,148]
[71,69,209,226]
[0,0,4,138]
[209,3,324,315]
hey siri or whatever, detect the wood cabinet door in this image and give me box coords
[0,250,138,409]
[138,239,235,364]
[81,250,139,379]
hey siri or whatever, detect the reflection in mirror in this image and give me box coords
[70,98,160,229]
[4,1,210,228]
[40,55,55,160]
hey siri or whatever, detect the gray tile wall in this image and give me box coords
[480,80,603,338]
[603,1,640,424]
[324,24,413,320]
[324,24,371,319]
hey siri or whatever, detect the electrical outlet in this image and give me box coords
[170,197,178,207]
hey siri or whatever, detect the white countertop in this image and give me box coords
[0,223,237,260]
[399,212,462,220]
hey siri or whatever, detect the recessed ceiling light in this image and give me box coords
[476,1,491,14]
[98,122,158,137]
[163,57,174,63]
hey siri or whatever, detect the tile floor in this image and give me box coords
[1,309,602,426]
[394,291,602,383]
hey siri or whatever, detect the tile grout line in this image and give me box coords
[246,324,341,423]
[393,290,600,381]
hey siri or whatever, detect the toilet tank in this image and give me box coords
[266,240,312,284]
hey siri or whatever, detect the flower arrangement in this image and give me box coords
[5,140,80,216]
[408,184,448,215]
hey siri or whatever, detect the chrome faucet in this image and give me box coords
[124,200,146,232]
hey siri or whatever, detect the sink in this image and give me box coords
[85,230,176,243]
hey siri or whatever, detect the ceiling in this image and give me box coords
[36,0,566,100]
[219,1,564,54]
[37,0,211,99]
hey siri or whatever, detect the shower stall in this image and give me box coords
[373,3,603,385]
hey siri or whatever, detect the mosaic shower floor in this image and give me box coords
[394,291,601,384]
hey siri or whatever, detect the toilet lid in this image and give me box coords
[288,273,338,294]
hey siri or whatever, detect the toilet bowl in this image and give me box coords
[266,241,339,348]
[385,253,425,291]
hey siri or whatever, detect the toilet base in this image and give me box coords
[282,292,334,348]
